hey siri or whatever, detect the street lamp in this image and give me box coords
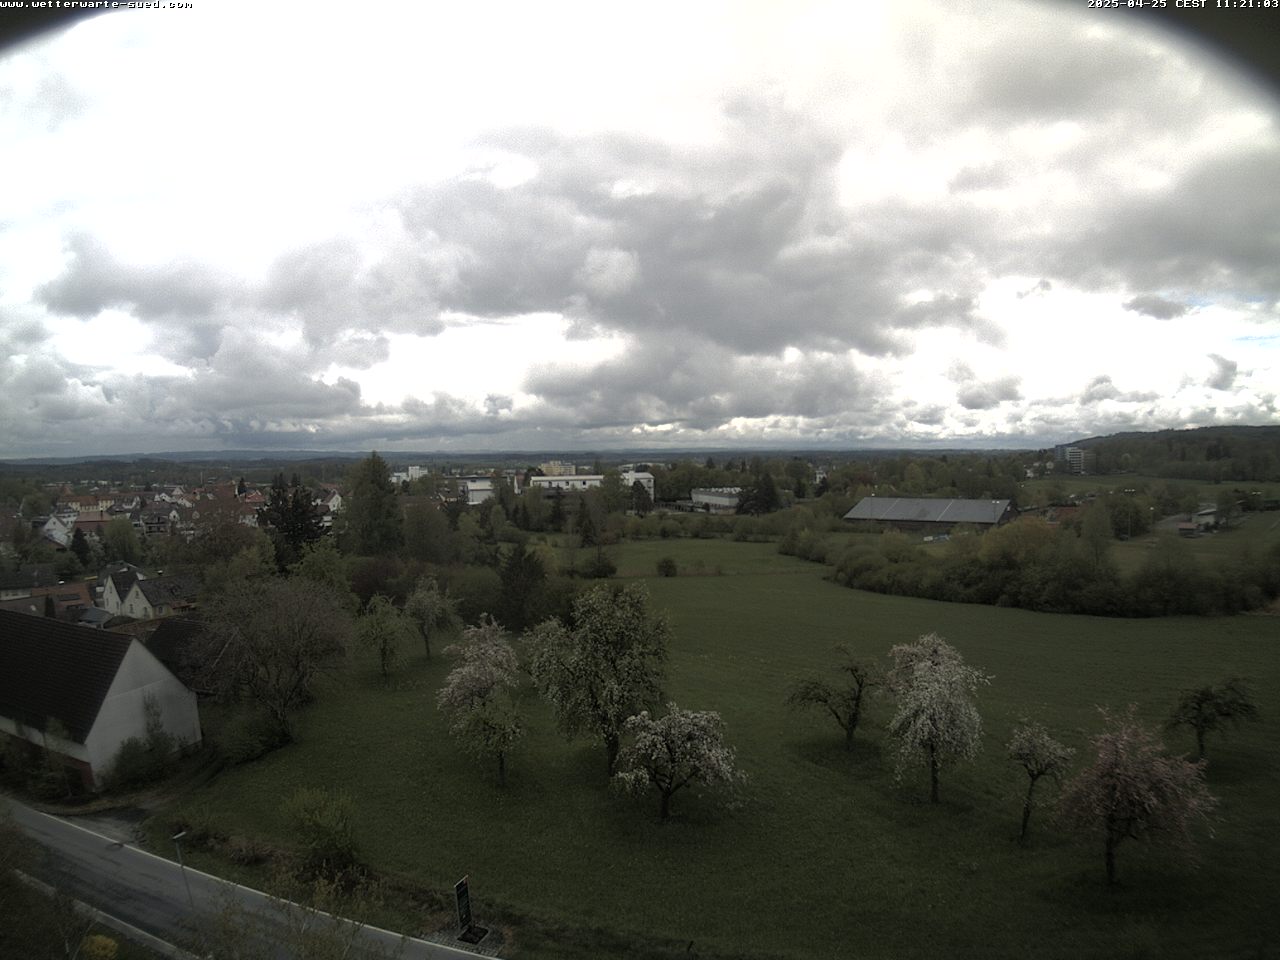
[172,830,195,908]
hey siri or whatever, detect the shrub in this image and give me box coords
[579,551,618,579]
[283,786,360,880]
[80,934,119,960]
[656,556,678,577]
[103,737,167,791]
[217,707,284,765]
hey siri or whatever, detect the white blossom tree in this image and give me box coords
[1059,706,1216,886]
[526,583,669,777]
[436,616,523,787]
[614,704,744,819]
[1007,720,1074,842]
[886,633,991,803]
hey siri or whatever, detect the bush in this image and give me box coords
[579,551,618,579]
[103,737,168,791]
[656,556,678,577]
[80,934,119,960]
[217,708,283,765]
[283,786,360,879]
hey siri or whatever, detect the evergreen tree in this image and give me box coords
[70,527,92,567]
[340,452,403,556]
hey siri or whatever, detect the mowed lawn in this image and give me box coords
[167,541,1280,960]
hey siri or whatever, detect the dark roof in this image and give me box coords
[144,617,203,674]
[0,609,132,742]
[107,568,140,599]
[843,497,1013,525]
[135,575,199,606]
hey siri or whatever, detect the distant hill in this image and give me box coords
[1070,425,1280,482]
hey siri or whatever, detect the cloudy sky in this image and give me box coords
[1,1,1277,457]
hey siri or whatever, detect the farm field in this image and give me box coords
[160,540,1280,960]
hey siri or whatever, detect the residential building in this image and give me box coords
[0,609,201,790]
[120,575,199,621]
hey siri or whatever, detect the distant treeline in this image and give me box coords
[808,515,1280,618]
[1081,426,1280,483]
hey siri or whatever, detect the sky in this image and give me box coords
[1,0,1278,458]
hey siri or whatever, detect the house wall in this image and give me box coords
[83,642,201,786]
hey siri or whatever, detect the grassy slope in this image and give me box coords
[167,541,1280,960]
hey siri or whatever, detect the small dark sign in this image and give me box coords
[455,876,472,933]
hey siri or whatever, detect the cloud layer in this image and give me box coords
[1,0,1278,456]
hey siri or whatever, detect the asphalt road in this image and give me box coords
[5,797,495,959]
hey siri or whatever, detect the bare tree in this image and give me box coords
[437,616,523,786]
[886,633,991,803]
[1168,677,1260,761]
[786,646,877,750]
[1059,706,1216,885]
[614,704,745,820]
[1007,720,1074,843]
[196,577,353,743]
[405,576,460,661]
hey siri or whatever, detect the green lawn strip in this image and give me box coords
[160,544,1280,960]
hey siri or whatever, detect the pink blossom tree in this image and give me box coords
[1059,706,1217,885]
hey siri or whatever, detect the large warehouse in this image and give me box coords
[843,497,1016,532]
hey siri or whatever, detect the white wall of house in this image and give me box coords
[621,471,655,498]
[102,576,132,615]
[83,642,201,786]
[0,715,91,766]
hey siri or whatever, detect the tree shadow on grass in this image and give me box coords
[789,733,886,775]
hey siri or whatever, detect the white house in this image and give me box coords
[121,575,199,620]
[0,610,201,790]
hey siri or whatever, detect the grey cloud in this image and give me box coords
[523,339,874,434]
[1081,375,1120,404]
[1051,143,1280,299]
[1123,294,1188,319]
[38,234,240,323]
[960,15,1180,125]
[948,362,1021,410]
[1206,353,1237,390]
[484,394,513,416]
[1080,375,1160,405]
[395,108,1001,358]
[949,164,1009,193]
[1017,279,1052,300]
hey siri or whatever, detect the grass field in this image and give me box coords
[160,541,1280,960]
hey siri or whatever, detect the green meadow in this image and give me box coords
[162,540,1280,960]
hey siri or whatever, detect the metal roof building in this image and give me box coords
[843,497,1015,529]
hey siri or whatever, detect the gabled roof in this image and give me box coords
[0,609,133,742]
[106,568,141,599]
[135,575,199,606]
[843,497,1013,525]
[145,617,204,683]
